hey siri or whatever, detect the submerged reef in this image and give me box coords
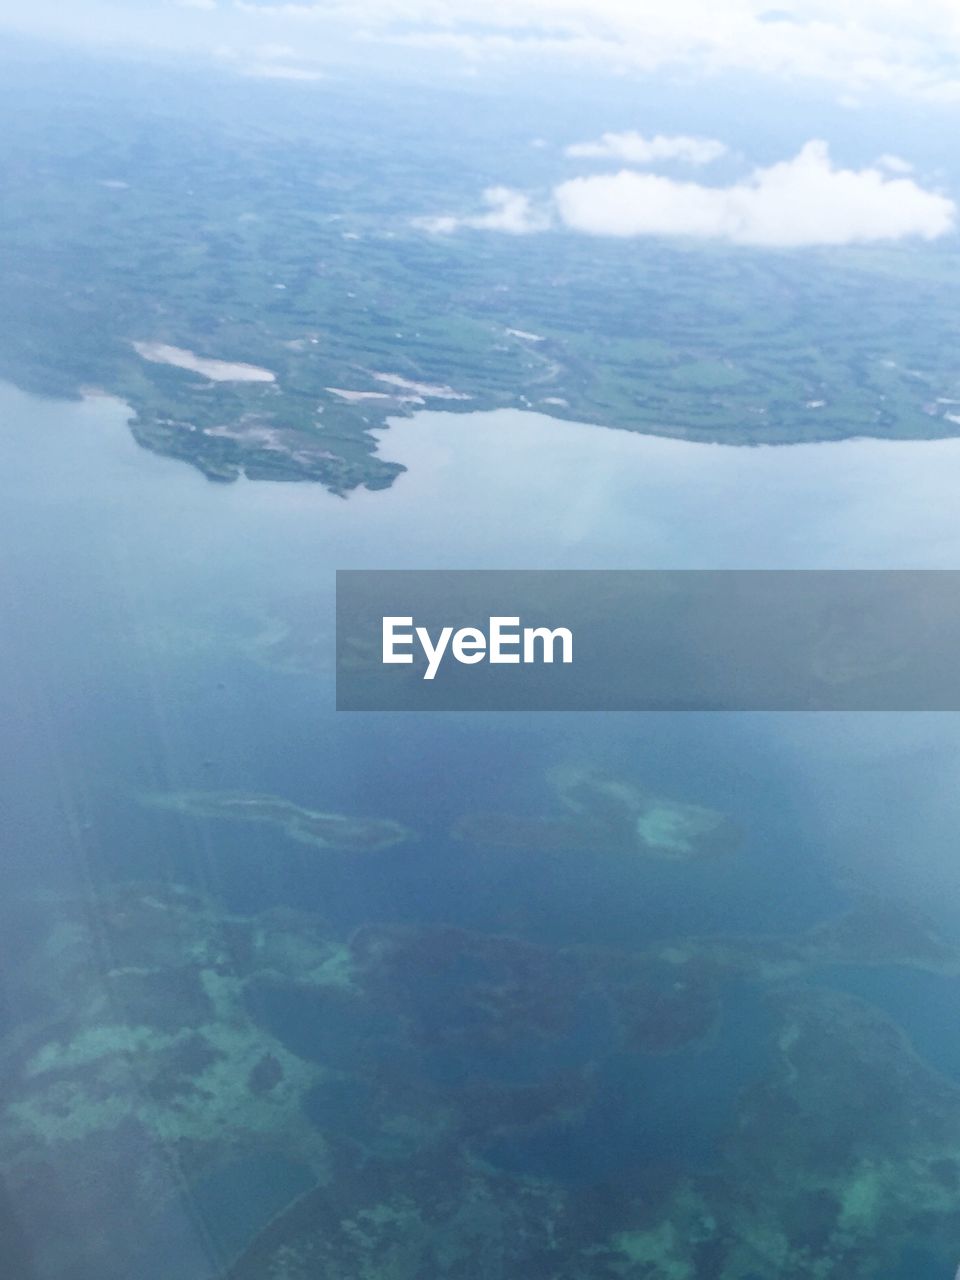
[139,789,415,852]
[602,983,960,1280]
[0,886,342,1280]
[224,1149,593,1280]
[454,766,741,862]
[3,880,960,1279]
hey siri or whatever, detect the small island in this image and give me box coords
[140,789,414,852]
[453,766,741,862]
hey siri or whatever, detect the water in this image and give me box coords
[3,382,960,1277]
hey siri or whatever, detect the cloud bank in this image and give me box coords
[419,141,955,248]
[3,0,960,106]
[566,132,728,166]
[230,1,960,103]
[414,187,549,235]
[553,141,954,245]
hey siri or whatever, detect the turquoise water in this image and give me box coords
[3,382,960,1276]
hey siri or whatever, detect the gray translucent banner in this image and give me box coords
[336,570,960,711]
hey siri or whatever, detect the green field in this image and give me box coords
[3,55,960,492]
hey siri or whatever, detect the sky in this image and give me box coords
[2,0,960,105]
[410,139,957,246]
[2,1,959,249]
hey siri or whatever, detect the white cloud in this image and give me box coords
[414,186,550,235]
[566,132,728,166]
[876,152,914,173]
[5,0,960,104]
[231,1,960,103]
[552,141,955,245]
[418,141,954,248]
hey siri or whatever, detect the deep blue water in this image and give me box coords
[4,382,960,1277]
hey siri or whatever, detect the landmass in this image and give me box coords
[4,59,960,493]
[139,789,414,852]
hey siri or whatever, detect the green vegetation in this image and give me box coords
[3,58,960,493]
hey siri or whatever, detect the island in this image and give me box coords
[139,789,414,852]
[453,766,742,862]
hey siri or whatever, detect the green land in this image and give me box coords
[4,58,960,494]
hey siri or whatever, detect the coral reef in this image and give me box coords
[139,790,415,852]
[453,767,741,862]
[225,1149,601,1280]
[224,981,960,1280]
[3,878,960,1280]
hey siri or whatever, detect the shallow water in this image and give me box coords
[3,383,960,1276]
